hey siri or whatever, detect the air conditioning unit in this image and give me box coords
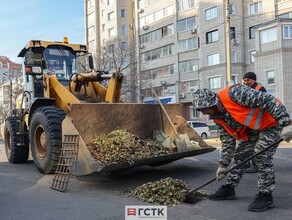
[140,44,145,49]
[191,25,198,34]
[137,8,144,13]
[143,25,149,30]
[179,93,185,99]
[231,38,239,45]
[160,80,167,86]
[191,28,197,34]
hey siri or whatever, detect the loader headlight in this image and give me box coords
[31,66,42,74]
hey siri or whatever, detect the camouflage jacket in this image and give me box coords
[212,84,291,166]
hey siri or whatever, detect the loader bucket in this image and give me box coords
[62,103,216,176]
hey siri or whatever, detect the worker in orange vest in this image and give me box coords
[192,84,291,212]
[242,72,267,173]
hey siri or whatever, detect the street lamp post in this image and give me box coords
[3,72,13,116]
[225,0,231,86]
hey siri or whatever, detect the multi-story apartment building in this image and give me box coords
[84,0,292,124]
[0,56,22,83]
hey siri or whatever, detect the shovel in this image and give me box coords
[151,86,188,152]
[184,137,283,204]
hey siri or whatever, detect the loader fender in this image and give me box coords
[28,98,56,124]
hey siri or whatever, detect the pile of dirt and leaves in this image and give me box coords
[87,129,172,165]
[131,177,191,206]
[131,177,209,206]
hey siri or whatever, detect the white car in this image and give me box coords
[187,121,211,139]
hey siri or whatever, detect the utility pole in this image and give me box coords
[225,0,231,86]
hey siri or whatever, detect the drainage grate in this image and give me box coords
[51,135,79,192]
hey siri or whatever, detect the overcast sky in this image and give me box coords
[0,0,85,63]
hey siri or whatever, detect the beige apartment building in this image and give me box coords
[84,0,292,124]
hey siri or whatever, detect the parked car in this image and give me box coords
[187,121,211,139]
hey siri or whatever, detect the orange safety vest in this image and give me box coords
[254,84,262,90]
[214,85,278,141]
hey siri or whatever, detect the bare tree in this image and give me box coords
[0,77,24,124]
[94,36,139,102]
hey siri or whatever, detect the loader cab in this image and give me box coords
[18,39,92,101]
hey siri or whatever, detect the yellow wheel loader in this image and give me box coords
[3,38,215,176]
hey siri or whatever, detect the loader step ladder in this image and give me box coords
[51,135,79,192]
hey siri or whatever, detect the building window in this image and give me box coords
[260,27,277,44]
[249,27,255,39]
[190,106,199,119]
[230,27,235,39]
[207,53,219,66]
[88,40,95,51]
[141,44,174,62]
[177,16,196,32]
[102,24,105,32]
[87,0,94,9]
[141,64,174,80]
[283,26,292,39]
[155,9,164,20]
[178,0,195,12]
[231,75,237,84]
[164,5,173,17]
[108,12,114,21]
[206,30,218,44]
[267,70,275,85]
[250,1,262,15]
[140,24,174,44]
[179,59,198,73]
[88,26,95,36]
[231,51,236,63]
[162,24,174,37]
[88,12,95,22]
[205,6,218,21]
[278,12,292,19]
[250,50,256,63]
[139,5,173,27]
[209,76,221,89]
[101,9,105,17]
[120,9,126,17]
[109,28,116,36]
[108,0,114,5]
[177,37,198,52]
[121,25,126,34]
[108,44,114,53]
[229,3,235,15]
[121,42,127,51]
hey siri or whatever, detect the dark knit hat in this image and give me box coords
[243,72,257,81]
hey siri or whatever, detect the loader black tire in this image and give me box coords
[4,117,29,163]
[30,106,66,174]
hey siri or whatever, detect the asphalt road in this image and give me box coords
[1,139,292,220]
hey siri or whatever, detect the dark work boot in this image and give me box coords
[248,192,275,212]
[209,185,237,201]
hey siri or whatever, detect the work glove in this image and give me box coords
[281,122,292,142]
[216,165,227,181]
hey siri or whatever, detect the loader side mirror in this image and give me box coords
[88,55,94,71]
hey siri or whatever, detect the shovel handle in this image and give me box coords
[186,137,283,197]
[151,86,179,137]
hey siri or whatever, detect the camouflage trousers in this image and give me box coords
[225,125,283,194]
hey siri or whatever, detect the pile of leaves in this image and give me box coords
[131,177,192,206]
[87,129,172,165]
